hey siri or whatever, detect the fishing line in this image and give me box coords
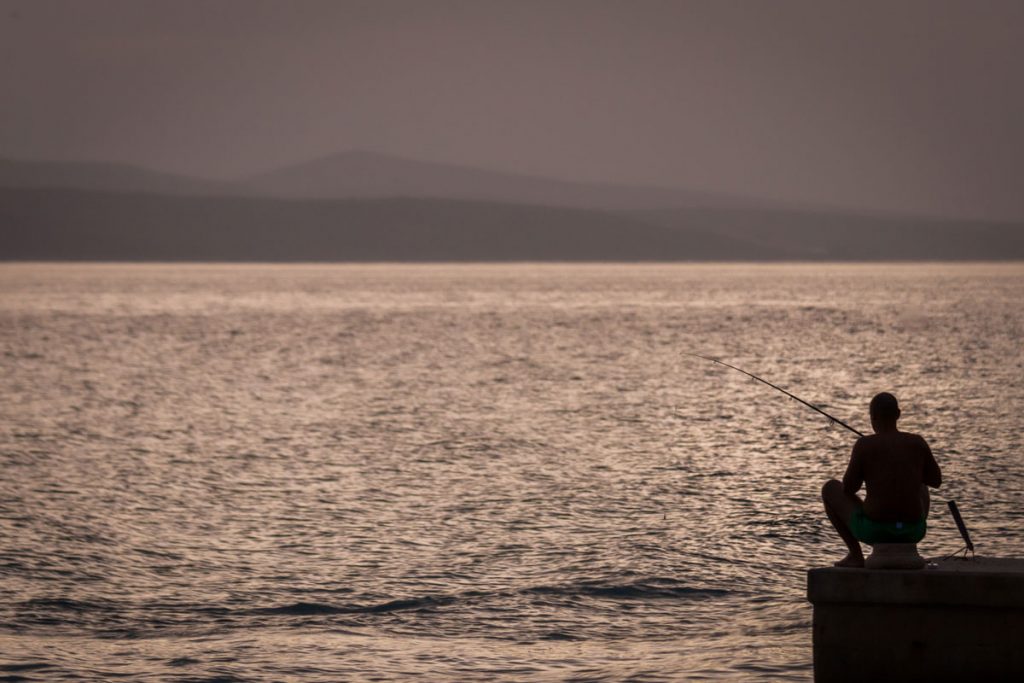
[687,354,865,437]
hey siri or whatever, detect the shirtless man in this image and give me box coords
[822,392,942,568]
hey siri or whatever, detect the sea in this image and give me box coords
[2,262,1022,681]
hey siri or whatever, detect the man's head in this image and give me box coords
[869,392,900,432]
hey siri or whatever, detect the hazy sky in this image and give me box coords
[1,0,1022,219]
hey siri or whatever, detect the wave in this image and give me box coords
[18,598,112,612]
[0,662,56,683]
[255,578,728,618]
[254,595,455,616]
[0,664,54,673]
[525,578,731,601]
[7,577,731,635]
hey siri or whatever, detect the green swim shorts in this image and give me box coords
[849,510,926,544]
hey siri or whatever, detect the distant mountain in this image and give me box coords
[0,188,748,261]
[0,158,236,196]
[633,207,1024,260]
[0,151,781,211]
[242,150,768,211]
[2,187,1022,261]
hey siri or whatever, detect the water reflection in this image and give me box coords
[1,263,1021,680]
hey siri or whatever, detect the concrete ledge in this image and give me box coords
[809,557,1024,608]
[807,557,1024,683]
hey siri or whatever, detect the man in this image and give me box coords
[822,392,942,568]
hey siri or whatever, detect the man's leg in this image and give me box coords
[822,479,865,567]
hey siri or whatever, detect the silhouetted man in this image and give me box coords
[822,392,942,567]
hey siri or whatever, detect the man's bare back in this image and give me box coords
[844,431,941,521]
[821,392,942,567]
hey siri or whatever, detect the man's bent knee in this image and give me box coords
[822,479,843,500]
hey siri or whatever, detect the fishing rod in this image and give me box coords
[688,354,865,438]
[690,355,985,556]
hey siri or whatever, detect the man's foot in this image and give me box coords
[833,554,865,568]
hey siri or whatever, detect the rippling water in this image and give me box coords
[2,263,1023,681]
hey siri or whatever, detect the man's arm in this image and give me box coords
[921,437,941,488]
[842,438,866,495]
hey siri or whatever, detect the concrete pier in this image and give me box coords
[807,557,1024,683]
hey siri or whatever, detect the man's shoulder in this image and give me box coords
[894,430,932,456]
[899,431,929,446]
[854,431,929,450]
[852,434,877,456]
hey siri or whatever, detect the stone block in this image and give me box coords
[807,557,1024,682]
